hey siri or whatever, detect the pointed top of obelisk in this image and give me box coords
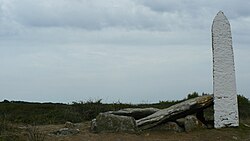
[216,11,224,16]
[214,11,228,20]
[212,11,230,31]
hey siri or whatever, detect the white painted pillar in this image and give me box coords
[212,11,239,128]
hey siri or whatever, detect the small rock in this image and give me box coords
[90,119,97,132]
[243,123,250,128]
[51,128,80,136]
[232,136,238,140]
[65,121,75,128]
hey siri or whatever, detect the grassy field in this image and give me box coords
[1,120,249,141]
[0,93,250,141]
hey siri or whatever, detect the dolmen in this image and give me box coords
[91,95,213,133]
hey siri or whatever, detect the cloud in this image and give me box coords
[1,0,227,31]
[2,0,250,31]
[135,0,250,17]
[3,0,163,30]
[0,0,249,102]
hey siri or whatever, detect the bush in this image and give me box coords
[238,95,249,105]
[0,93,250,125]
[0,117,20,141]
[237,95,250,119]
[187,92,199,99]
[27,126,46,141]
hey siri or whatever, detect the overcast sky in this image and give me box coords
[0,0,250,103]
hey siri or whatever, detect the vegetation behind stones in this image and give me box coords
[0,93,249,126]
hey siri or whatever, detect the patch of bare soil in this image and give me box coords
[18,121,250,141]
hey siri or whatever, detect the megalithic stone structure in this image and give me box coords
[212,11,239,128]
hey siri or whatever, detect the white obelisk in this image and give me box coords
[212,11,239,128]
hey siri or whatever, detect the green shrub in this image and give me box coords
[0,93,249,125]
[238,95,249,105]
[187,92,199,99]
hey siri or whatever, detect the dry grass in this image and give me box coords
[26,126,46,141]
[1,95,249,141]
[11,121,248,141]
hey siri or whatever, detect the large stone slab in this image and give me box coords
[106,108,159,119]
[91,113,137,133]
[212,11,239,128]
[136,95,213,130]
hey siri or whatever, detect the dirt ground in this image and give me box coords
[17,121,250,141]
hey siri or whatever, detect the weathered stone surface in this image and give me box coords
[91,113,137,133]
[90,118,97,132]
[176,118,185,127]
[51,128,80,136]
[212,11,239,128]
[151,122,184,132]
[184,115,206,132]
[65,121,75,128]
[106,108,159,119]
[136,95,213,130]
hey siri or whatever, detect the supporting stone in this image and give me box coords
[212,11,239,128]
[91,113,137,133]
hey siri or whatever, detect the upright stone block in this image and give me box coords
[212,11,239,128]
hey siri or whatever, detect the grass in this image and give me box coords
[0,94,249,125]
[0,100,179,125]
[0,93,249,140]
[27,126,46,141]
